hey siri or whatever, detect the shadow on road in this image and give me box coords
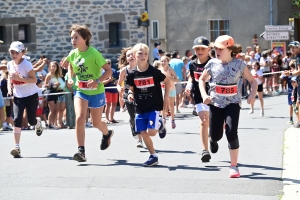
[24,153,73,160]
[138,149,197,154]
[78,159,221,172]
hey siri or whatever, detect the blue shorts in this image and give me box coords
[0,90,4,108]
[74,90,106,108]
[135,111,160,132]
[170,89,176,97]
[288,92,292,105]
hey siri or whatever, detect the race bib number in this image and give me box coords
[78,81,96,90]
[134,77,154,89]
[194,72,202,82]
[215,84,237,97]
[253,74,258,78]
[12,80,25,85]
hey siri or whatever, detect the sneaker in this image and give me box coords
[201,150,211,162]
[210,140,219,154]
[100,130,114,150]
[187,103,194,108]
[248,109,254,114]
[287,120,294,125]
[35,120,43,136]
[229,166,240,178]
[294,123,300,128]
[11,147,21,158]
[192,109,198,116]
[49,124,59,130]
[260,110,264,117]
[5,124,13,131]
[158,120,166,139]
[1,124,12,131]
[85,122,93,128]
[143,155,159,166]
[73,152,86,162]
[169,118,176,129]
[176,109,181,114]
[136,140,143,148]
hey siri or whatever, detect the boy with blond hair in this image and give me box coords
[127,43,170,166]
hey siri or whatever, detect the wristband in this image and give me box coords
[128,92,133,95]
[186,82,193,90]
[95,79,101,85]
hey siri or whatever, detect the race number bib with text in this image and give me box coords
[215,84,238,97]
[134,77,154,89]
[78,81,96,90]
[194,71,202,82]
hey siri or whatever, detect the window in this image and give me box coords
[19,25,29,43]
[0,26,4,42]
[208,20,230,42]
[109,23,120,47]
[151,20,159,39]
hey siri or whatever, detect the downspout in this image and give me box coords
[145,0,149,46]
[270,0,273,25]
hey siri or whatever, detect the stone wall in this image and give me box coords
[0,0,146,61]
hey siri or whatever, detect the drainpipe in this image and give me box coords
[145,0,149,46]
[270,0,273,25]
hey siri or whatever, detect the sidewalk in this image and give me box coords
[282,127,300,200]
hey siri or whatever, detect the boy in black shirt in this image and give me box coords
[127,43,170,166]
[185,36,211,162]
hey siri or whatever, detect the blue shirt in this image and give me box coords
[103,68,118,93]
[152,48,160,60]
[169,58,184,81]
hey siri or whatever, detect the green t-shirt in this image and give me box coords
[66,46,106,95]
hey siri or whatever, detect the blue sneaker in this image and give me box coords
[158,119,166,139]
[143,155,159,166]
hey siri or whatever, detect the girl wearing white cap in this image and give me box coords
[199,35,257,178]
[7,41,43,158]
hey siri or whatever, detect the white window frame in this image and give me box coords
[207,19,230,42]
[151,20,159,40]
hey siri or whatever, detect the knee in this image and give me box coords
[76,114,85,124]
[210,133,223,142]
[228,137,239,149]
[200,120,209,127]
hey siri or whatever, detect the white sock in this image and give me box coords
[15,144,19,148]
[152,153,158,157]
[2,122,6,127]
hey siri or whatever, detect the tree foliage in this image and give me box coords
[293,0,300,18]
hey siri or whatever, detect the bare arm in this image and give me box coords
[12,70,37,84]
[199,69,210,99]
[97,63,112,83]
[163,77,170,99]
[44,74,52,88]
[168,68,178,82]
[117,67,126,92]
[182,65,186,81]
[243,67,258,95]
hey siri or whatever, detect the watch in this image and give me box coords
[95,79,101,85]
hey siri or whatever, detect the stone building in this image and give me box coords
[148,0,295,60]
[0,0,147,64]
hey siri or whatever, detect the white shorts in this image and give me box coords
[196,103,210,113]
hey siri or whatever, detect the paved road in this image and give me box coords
[0,95,290,199]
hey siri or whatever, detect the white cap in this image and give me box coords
[9,41,25,53]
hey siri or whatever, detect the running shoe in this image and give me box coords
[187,103,194,108]
[287,120,294,125]
[143,155,159,166]
[100,130,114,150]
[73,152,86,162]
[248,109,254,114]
[158,120,166,139]
[192,109,198,116]
[201,150,211,162]
[136,140,143,148]
[49,124,59,130]
[85,122,93,128]
[260,110,264,117]
[169,118,176,129]
[295,123,300,128]
[176,109,181,114]
[229,166,240,178]
[35,120,43,136]
[210,140,219,154]
[11,147,21,158]
[0,124,12,131]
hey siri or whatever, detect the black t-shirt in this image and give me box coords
[189,57,210,104]
[123,67,135,103]
[126,65,166,114]
[296,53,300,82]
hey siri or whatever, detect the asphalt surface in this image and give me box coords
[0,95,290,200]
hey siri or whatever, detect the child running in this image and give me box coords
[199,35,257,178]
[66,24,113,162]
[185,36,211,162]
[159,55,178,129]
[7,41,43,158]
[117,47,144,148]
[126,43,169,166]
[249,61,264,116]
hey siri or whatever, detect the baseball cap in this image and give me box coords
[288,41,300,47]
[214,35,235,49]
[154,42,161,47]
[158,49,165,54]
[291,76,298,82]
[192,36,210,49]
[9,41,25,53]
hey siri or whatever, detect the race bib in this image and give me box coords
[194,72,202,82]
[215,84,238,97]
[78,81,96,90]
[12,80,25,85]
[134,77,154,89]
[253,74,258,78]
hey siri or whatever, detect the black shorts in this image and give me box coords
[257,83,263,92]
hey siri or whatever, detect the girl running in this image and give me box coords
[7,41,43,158]
[185,36,211,162]
[249,62,264,116]
[66,24,113,162]
[159,55,178,129]
[199,35,257,178]
[117,47,144,148]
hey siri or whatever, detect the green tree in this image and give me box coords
[293,0,300,18]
